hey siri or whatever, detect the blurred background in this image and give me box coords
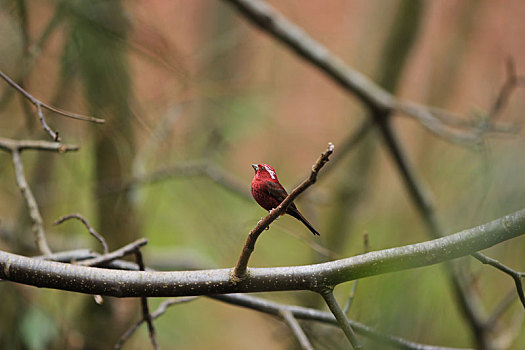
[0,0,524,349]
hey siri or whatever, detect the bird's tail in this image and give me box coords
[288,208,320,236]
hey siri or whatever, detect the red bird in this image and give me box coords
[251,163,320,236]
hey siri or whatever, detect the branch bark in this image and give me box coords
[0,208,523,297]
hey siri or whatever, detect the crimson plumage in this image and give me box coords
[250,163,320,236]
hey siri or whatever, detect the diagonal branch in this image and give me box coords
[0,71,105,126]
[232,142,334,280]
[221,0,511,143]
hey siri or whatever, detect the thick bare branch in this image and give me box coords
[0,208,523,297]
[32,246,468,350]
[35,246,472,350]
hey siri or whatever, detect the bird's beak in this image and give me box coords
[251,164,258,172]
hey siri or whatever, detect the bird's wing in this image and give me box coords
[265,181,289,203]
[265,181,298,209]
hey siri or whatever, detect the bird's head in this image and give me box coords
[251,163,278,181]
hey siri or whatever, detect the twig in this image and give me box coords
[279,309,313,350]
[343,280,358,315]
[35,103,59,141]
[35,249,144,271]
[77,238,148,267]
[38,249,94,262]
[0,70,105,131]
[134,249,159,350]
[0,137,79,153]
[232,142,334,280]
[320,289,362,349]
[472,252,525,309]
[10,149,51,255]
[54,214,109,254]
[114,297,198,349]
[0,137,77,256]
[343,233,368,314]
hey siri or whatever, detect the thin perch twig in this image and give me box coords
[232,142,334,280]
